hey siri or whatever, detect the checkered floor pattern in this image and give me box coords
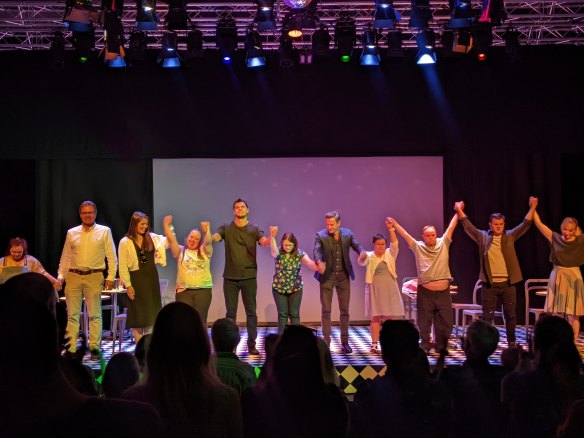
[84,325,584,394]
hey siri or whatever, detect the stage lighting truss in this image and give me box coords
[3,2,584,53]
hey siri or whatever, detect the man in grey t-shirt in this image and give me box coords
[390,214,459,353]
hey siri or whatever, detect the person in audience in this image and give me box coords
[358,219,404,353]
[102,352,140,399]
[269,228,319,334]
[440,319,507,437]
[350,320,455,438]
[118,211,168,344]
[0,274,165,437]
[134,333,152,379]
[455,198,537,348]
[532,199,584,341]
[211,318,257,396]
[257,333,279,383]
[316,337,340,387]
[0,237,61,289]
[390,213,459,354]
[556,399,584,438]
[501,315,584,437]
[122,301,242,437]
[163,215,214,326]
[243,324,349,438]
[58,200,117,360]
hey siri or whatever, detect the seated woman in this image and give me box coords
[358,219,404,353]
[162,215,213,326]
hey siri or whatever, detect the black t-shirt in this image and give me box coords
[217,222,264,280]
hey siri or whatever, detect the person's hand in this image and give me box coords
[317,261,326,274]
[127,286,135,301]
[454,201,465,212]
[53,279,62,292]
[163,215,173,226]
[104,279,114,290]
[385,217,394,229]
[201,221,210,233]
[529,196,538,209]
[269,226,279,238]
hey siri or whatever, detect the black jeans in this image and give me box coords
[481,282,516,343]
[416,285,453,350]
[223,278,257,346]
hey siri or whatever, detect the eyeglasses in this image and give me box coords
[138,249,147,264]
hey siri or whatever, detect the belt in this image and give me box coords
[69,269,103,275]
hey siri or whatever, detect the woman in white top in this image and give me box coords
[163,215,213,326]
[118,211,168,343]
[358,219,404,353]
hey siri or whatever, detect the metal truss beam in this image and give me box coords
[0,1,583,50]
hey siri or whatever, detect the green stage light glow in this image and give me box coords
[341,55,350,62]
[80,56,88,63]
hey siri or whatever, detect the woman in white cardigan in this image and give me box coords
[358,219,405,353]
[119,211,168,343]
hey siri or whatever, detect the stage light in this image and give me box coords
[283,1,319,39]
[373,0,400,30]
[386,30,404,58]
[72,25,96,63]
[409,0,432,29]
[360,27,380,66]
[157,32,181,68]
[64,0,97,32]
[279,31,296,67]
[312,25,331,58]
[128,30,147,62]
[479,0,507,25]
[452,29,473,54]
[254,0,276,31]
[448,0,478,29]
[415,29,436,65]
[503,28,520,62]
[101,4,126,68]
[216,14,238,64]
[245,28,266,68]
[186,29,204,61]
[473,22,493,61]
[165,0,188,30]
[136,0,158,31]
[335,14,356,63]
[49,30,66,70]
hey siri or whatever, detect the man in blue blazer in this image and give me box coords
[314,211,365,353]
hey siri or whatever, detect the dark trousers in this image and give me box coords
[320,272,351,345]
[481,282,516,343]
[417,285,453,350]
[223,278,257,346]
[175,288,212,327]
[272,289,303,334]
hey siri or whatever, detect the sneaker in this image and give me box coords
[90,349,101,360]
[341,343,353,354]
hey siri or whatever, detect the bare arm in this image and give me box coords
[212,233,222,243]
[525,196,538,221]
[200,221,213,257]
[533,210,553,243]
[269,226,279,258]
[357,250,368,266]
[163,215,181,259]
[444,214,459,240]
[259,235,270,247]
[301,253,319,271]
[388,217,415,247]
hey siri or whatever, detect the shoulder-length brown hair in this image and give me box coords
[126,211,154,252]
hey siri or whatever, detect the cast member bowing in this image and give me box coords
[269,226,319,334]
[119,211,168,343]
[358,219,405,353]
[163,215,214,327]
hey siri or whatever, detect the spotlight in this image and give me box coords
[64,0,97,32]
[245,28,266,68]
[448,0,478,29]
[216,14,238,64]
[136,0,158,31]
[473,23,493,61]
[157,32,181,68]
[312,25,332,59]
[360,27,380,66]
[335,14,356,63]
[409,0,433,29]
[49,30,66,70]
[279,31,296,67]
[479,0,507,25]
[128,30,147,62]
[373,0,400,30]
[283,2,319,39]
[71,25,96,63]
[102,6,126,68]
[165,0,188,31]
[254,0,276,31]
[415,29,436,65]
[186,29,204,61]
[452,29,473,54]
[386,30,404,58]
[503,28,520,62]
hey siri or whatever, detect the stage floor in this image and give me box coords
[85,325,584,394]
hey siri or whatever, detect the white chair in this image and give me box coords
[111,307,127,353]
[159,278,170,306]
[524,278,549,337]
[461,282,505,337]
[401,276,418,322]
[451,280,483,337]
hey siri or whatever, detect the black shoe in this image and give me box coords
[248,346,260,356]
[341,343,353,354]
[90,349,101,360]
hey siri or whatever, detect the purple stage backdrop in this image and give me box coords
[153,157,443,324]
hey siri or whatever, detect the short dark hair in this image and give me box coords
[489,213,505,222]
[372,234,387,244]
[464,319,500,360]
[324,211,340,222]
[280,232,299,256]
[79,200,97,214]
[7,237,28,256]
[233,198,248,209]
[211,318,240,353]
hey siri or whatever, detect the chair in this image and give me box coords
[524,278,549,337]
[159,278,170,306]
[461,282,504,337]
[101,294,114,331]
[401,276,418,322]
[111,307,127,353]
[451,280,483,337]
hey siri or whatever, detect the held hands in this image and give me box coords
[104,279,114,290]
[529,196,538,209]
[163,215,173,226]
[269,226,279,238]
[454,201,465,212]
[317,260,326,274]
[127,286,135,301]
[385,217,395,230]
[52,279,62,292]
[201,221,210,233]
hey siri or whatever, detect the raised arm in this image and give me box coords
[389,217,415,247]
[200,221,213,257]
[525,196,537,222]
[163,215,181,259]
[444,213,459,240]
[269,226,279,258]
[454,201,483,243]
[533,211,552,243]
